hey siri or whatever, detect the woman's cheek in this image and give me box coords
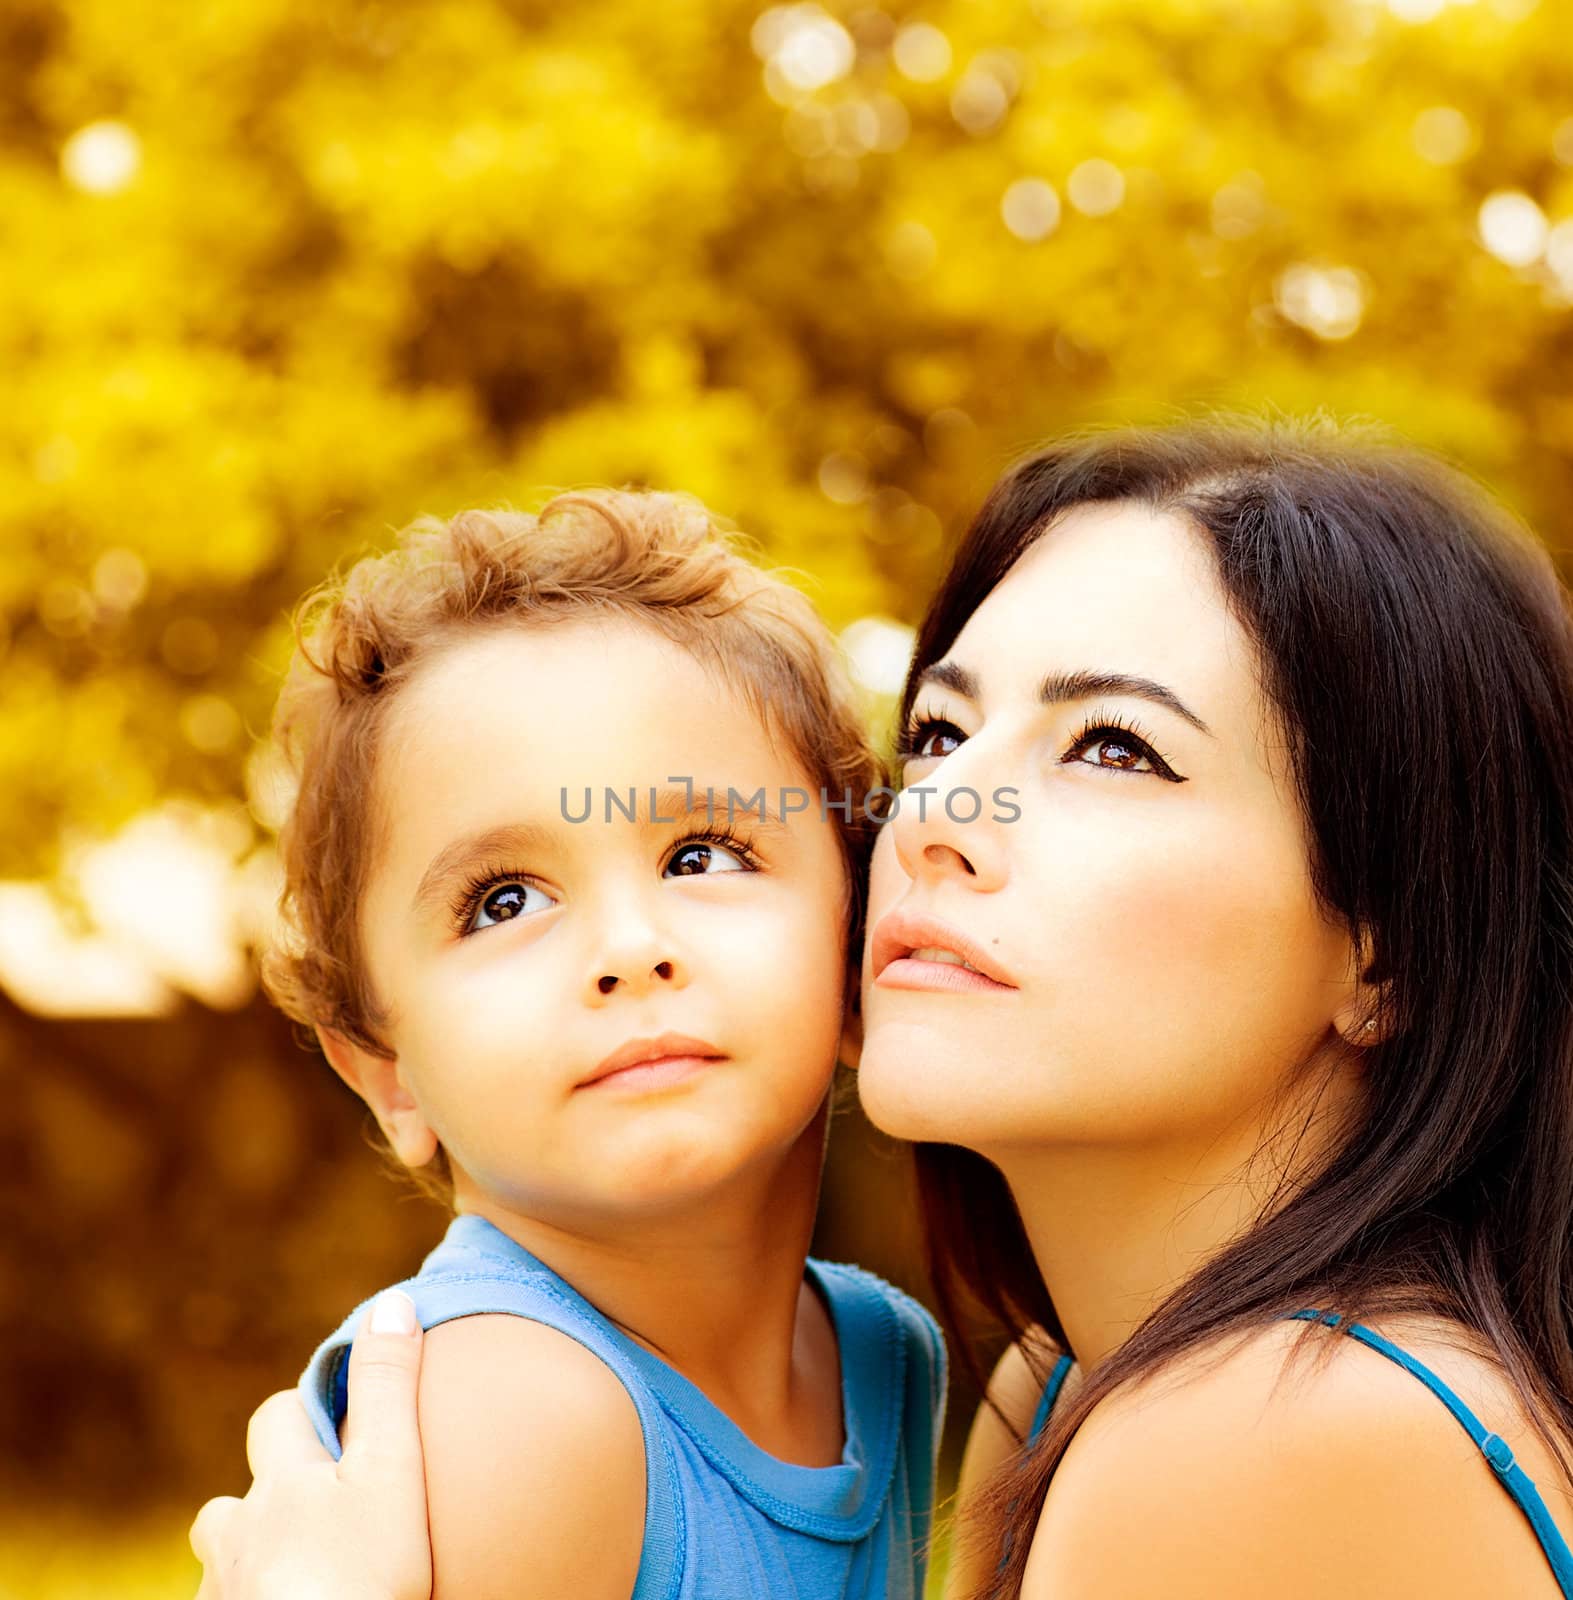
[863,827,905,946]
[1107,829,1333,1100]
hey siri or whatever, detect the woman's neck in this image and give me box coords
[990,1058,1365,1370]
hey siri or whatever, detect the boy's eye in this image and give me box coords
[664,839,750,878]
[469,880,554,931]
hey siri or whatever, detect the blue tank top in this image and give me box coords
[299,1213,947,1600]
[1023,1309,1573,1594]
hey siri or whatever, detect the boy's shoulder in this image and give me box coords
[300,1216,670,1599]
[410,1313,648,1600]
[808,1255,948,1398]
[299,1213,656,1460]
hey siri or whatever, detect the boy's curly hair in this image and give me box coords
[259,488,884,1202]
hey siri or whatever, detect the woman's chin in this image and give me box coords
[854,1022,984,1142]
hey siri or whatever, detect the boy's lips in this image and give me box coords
[577,1032,729,1089]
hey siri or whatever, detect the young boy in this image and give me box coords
[258,490,944,1598]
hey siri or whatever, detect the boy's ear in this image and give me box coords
[314,1024,440,1168]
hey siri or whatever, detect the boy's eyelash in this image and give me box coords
[896,707,1184,781]
[448,859,542,935]
[448,828,765,935]
[669,826,763,870]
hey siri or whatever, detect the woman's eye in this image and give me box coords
[665,840,748,878]
[469,881,554,931]
[902,717,966,765]
[1065,728,1156,774]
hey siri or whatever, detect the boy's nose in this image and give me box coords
[597,958,679,995]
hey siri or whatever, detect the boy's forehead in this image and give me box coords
[399,622,760,743]
[381,620,814,829]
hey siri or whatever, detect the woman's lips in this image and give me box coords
[869,904,1019,989]
[873,956,1015,993]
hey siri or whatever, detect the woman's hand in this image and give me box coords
[189,1289,434,1600]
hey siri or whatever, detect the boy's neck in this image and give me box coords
[450,1096,843,1464]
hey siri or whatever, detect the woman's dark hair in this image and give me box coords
[902,416,1573,1598]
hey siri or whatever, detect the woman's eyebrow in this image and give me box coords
[913,660,1214,738]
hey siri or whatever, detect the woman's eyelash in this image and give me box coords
[896,708,1185,782]
[893,713,962,763]
[448,828,765,935]
[1063,708,1184,782]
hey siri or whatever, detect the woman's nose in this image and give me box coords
[887,750,1011,893]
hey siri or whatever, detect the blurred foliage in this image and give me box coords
[1,0,1571,874]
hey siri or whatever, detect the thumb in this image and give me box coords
[339,1289,427,1491]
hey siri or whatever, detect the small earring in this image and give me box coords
[1362,1019,1377,1031]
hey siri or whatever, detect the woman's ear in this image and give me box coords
[315,1025,441,1168]
[1333,924,1394,1048]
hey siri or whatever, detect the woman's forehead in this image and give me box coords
[947,502,1245,700]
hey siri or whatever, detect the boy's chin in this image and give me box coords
[580,1133,780,1206]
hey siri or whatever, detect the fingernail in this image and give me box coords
[369,1288,417,1335]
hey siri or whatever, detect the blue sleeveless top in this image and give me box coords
[299,1213,946,1600]
[1024,1310,1573,1594]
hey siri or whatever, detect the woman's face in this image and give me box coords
[857,500,1361,1155]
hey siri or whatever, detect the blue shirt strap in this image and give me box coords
[1026,1351,1075,1447]
[1284,1309,1573,1595]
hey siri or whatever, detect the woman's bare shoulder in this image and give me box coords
[981,1329,1076,1439]
[943,1330,1079,1599]
[1022,1315,1573,1600]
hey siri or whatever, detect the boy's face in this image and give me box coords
[324,615,854,1224]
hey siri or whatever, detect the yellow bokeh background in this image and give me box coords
[3,0,1571,1592]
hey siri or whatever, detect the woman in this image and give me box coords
[192,417,1573,1598]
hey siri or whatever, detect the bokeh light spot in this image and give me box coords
[892,22,952,82]
[818,451,870,503]
[1067,159,1125,215]
[1275,263,1366,340]
[1001,178,1061,241]
[1412,106,1475,164]
[60,121,142,195]
[1478,189,1549,267]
